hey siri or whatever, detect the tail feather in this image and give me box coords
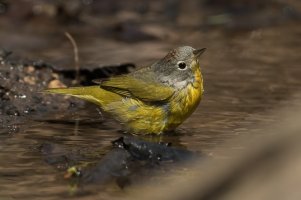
[44,86,116,107]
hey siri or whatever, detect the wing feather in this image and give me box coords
[94,75,174,102]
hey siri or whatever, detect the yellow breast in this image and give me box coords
[165,67,204,130]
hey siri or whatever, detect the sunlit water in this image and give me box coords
[0,20,301,199]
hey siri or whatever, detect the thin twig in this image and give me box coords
[64,32,80,85]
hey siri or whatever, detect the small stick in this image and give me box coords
[64,32,80,85]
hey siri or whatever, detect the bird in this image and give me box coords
[45,46,206,135]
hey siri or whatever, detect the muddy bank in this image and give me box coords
[0,52,134,134]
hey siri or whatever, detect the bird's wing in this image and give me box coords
[93,75,174,102]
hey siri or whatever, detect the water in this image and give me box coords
[0,2,301,199]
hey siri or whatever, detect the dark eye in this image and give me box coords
[177,61,187,70]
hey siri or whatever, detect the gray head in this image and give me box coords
[151,46,206,88]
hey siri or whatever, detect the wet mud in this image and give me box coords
[0,53,134,134]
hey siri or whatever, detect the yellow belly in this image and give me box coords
[106,98,167,134]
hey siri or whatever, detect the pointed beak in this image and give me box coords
[193,48,206,58]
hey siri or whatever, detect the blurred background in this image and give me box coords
[0,0,301,199]
[1,0,300,67]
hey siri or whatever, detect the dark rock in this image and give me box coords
[43,136,202,187]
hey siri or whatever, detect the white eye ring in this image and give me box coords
[177,61,187,70]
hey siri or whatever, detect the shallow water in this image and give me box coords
[1,2,301,199]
